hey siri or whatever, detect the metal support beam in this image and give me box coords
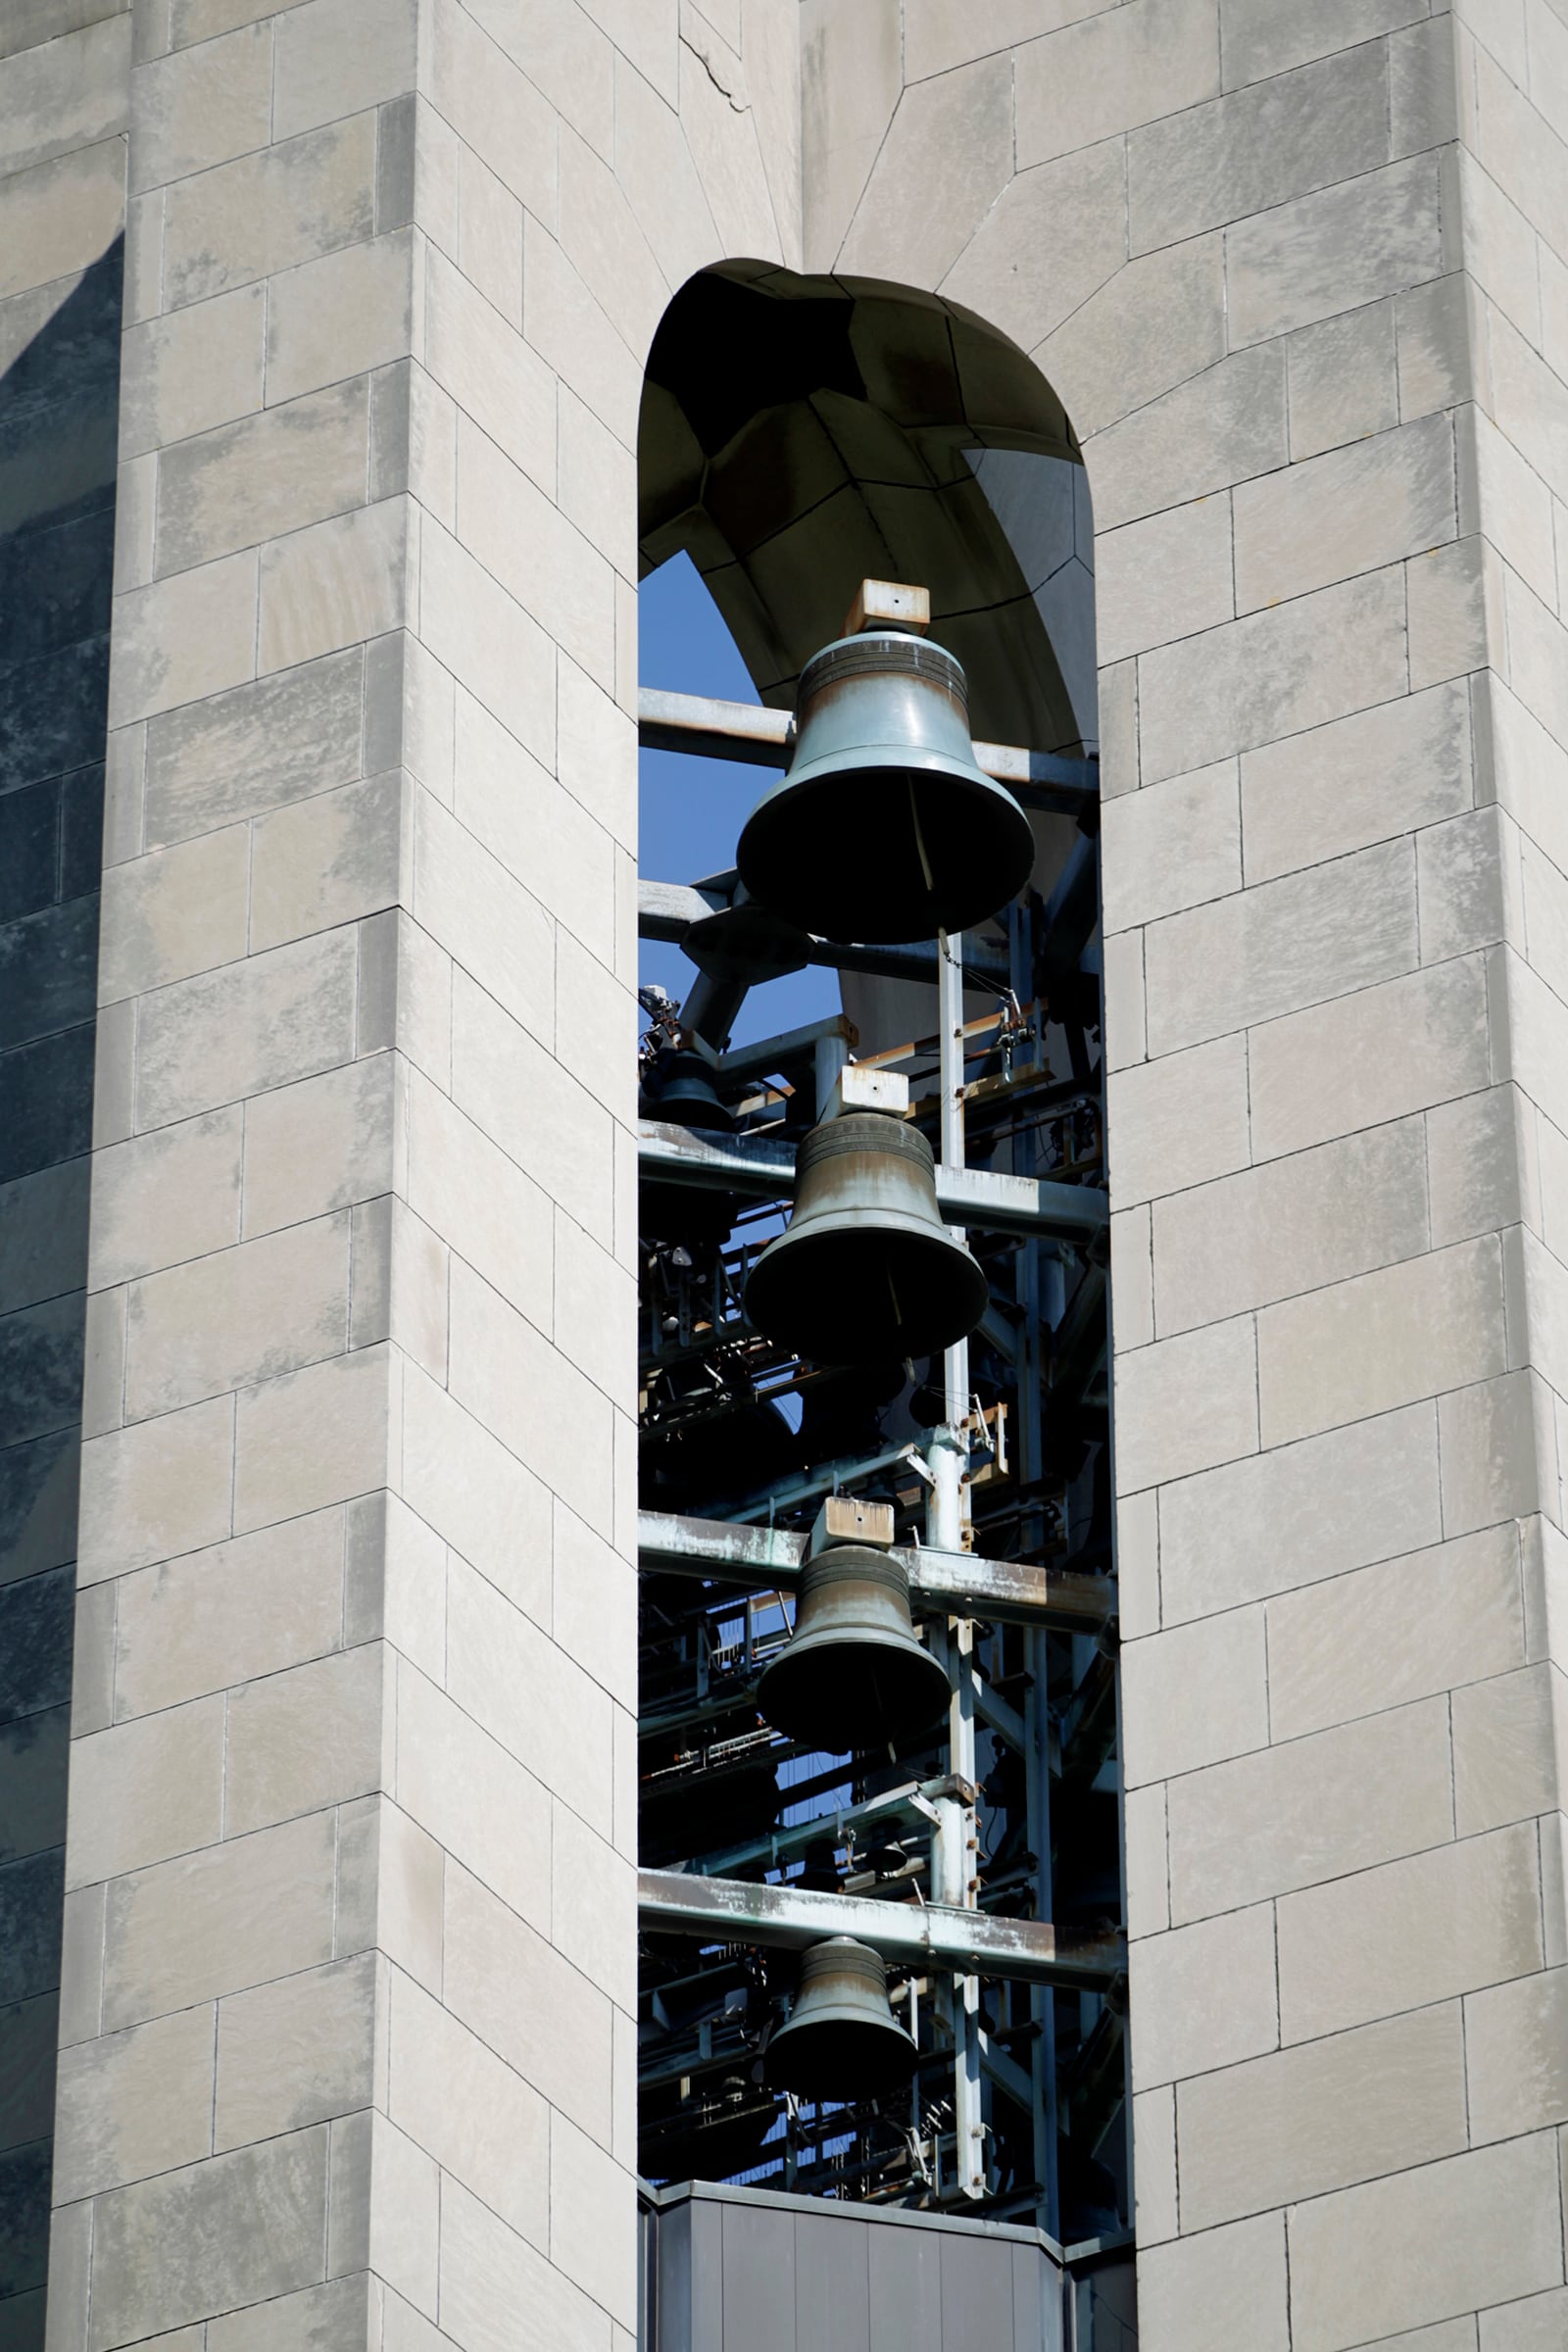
[637,687,1099,819]
[637,1510,1116,1633]
[638,879,1011,989]
[638,1120,1108,1245]
[638,1868,1125,1990]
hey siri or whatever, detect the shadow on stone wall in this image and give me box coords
[0,237,122,2352]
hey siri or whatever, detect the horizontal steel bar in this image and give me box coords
[638,1120,1107,1244]
[637,1509,1116,1633]
[637,880,1009,988]
[637,689,1099,817]
[638,1867,1125,1989]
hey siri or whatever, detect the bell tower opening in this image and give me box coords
[633,264,1127,2337]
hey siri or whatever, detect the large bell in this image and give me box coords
[763,1937,917,2100]
[758,1544,949,1753]
[736,630,1036,944]
[745,1110,988,1365]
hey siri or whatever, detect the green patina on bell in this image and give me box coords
[736,629,1035,945]
[758,1544,949,1755]
[763,1937,918,2101]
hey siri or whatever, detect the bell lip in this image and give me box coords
[744,1217,990,1365]
[758,1627,951,1750]
[761,2005,918,2098]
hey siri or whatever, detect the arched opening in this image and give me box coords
[634,264,1124,2293]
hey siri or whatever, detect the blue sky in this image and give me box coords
[638,552,841,1049]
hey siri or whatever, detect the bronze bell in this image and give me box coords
[764,1937,917,2100]
[639,1047,737,1248]
[735,629,1036,944]
[758,1544,949,1754]
[745,1110,988,1365]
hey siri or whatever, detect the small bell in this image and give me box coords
[763,1937,917,2100]
[639,1046,737,1247]
[641,1046,733,1132]
[758,1544,949,1754]
[736,629,1035,945]
[744,1110,988,1365]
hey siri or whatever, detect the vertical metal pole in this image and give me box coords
[813,1026,851,1121]
[927,930,983,2198]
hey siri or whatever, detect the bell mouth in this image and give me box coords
[737,760,1036,945]
[759,1627,951,1752]
[745,1219,989,1364]
[762,2009,918,2100]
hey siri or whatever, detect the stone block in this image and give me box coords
[208,2275,375,2352]
[163,116,376,309]
[1269,1523,1526,1744]
[405,1068,553,1334]
[1095,499,1232,670]
[447,1256,614,1539]
[837,53,1013,291]
[1120,1607,1268,1788]
[250,771,405,955]
[1139,566,1408,786]
[438,2173,609,2352]
[232,1343,391,1532]
[114,1507,345,1720]
[1240,678,1472,887]
[1128,39,1390,256]
[1101,933,1142,1066]
[1153,1114,1429,1339]
[1481,2289,1568,2352]
[1014,0,1219,171]
[1427,1086,1526,1250]
[143,648,365,849]
[400,1365,552,1628]
[1288,2133,1563,2352]
[87,2126,330,2348]
[428,0,557,222]
[443,1858,612,2147]
[102,1809,336,2032]
[457,145,521,328]
[1041,230,1225,441]
[323,2112,438,2318]
[551,1796,636,2014]
[0,140,125,304]
[455,416,613,692]
[1088,344,1287,533]
[1226,154,1443,349]
[447,1559,612,1834]
[122,1211,350,1422]
[88,1109,241,1292]
[1105,1033,1250,1211]
[1249,956,1490,1163]
[453,700,615,969]
[1135,2213,1289,2352]
[1181,2001,1467,2232]
[1405,536,1495,699]
[422,246,554,496]
[1417,807,1515,964]
[416,517,555,775]
[1256,1235,1507,1448]
[1452,1662,1568,1837]
[272,0,417,141]
[1101,760,1239,938]
[215,1950,377,2151]
[393,1661,551,1935]
[552,2111,635,2331]
[552,1209,633,1409]
[120,282,266,462]
[53,2004,214,2204]
[258,495,407,674]
[1276,1821,1544,2043]
[1219,0,1424,89]
[266,228,415,408]
[1463,411,1557,609]
[135,927,358,1130]
[100,830,247,1008]
[0,13,127,178]
[1440,1370,1548,1539]
[1166,1695,1453,1925]
[1127,1901,1277,2089]
[1464,1964,1568,2144]
[1111,1208,1154,1357]
[1131,2085,1177,2246]
[1147,835,1416,1055]
[156,379,370,581]
[129,21,271,195]
[1114,1313,1257,1494]
[65,1698,223,1889]
[224,1642,385,1837]
[521,216,641,451]
[1287,299,1398,461]
[552,1502,635,1717]
[241,1055,395,1240]
[450,972,614,1246]
[77,1394,233,1583]
[387,1969,548,2248]
[108,550,258,730]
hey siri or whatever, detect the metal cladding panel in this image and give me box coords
[794,2211,872,2352]
[722,2201,796,2352]
[939,2231,1015,2347]
[867,2217,944,2352]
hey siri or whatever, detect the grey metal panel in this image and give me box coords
[866,2223,942,2352]
[794,2212,871,2352]
[1011,2243,1065,2352]
[655,2198,692,2352]
[690,2198,724,2352]
[939,2231,1014,2350]
[722,2201,795,2352]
